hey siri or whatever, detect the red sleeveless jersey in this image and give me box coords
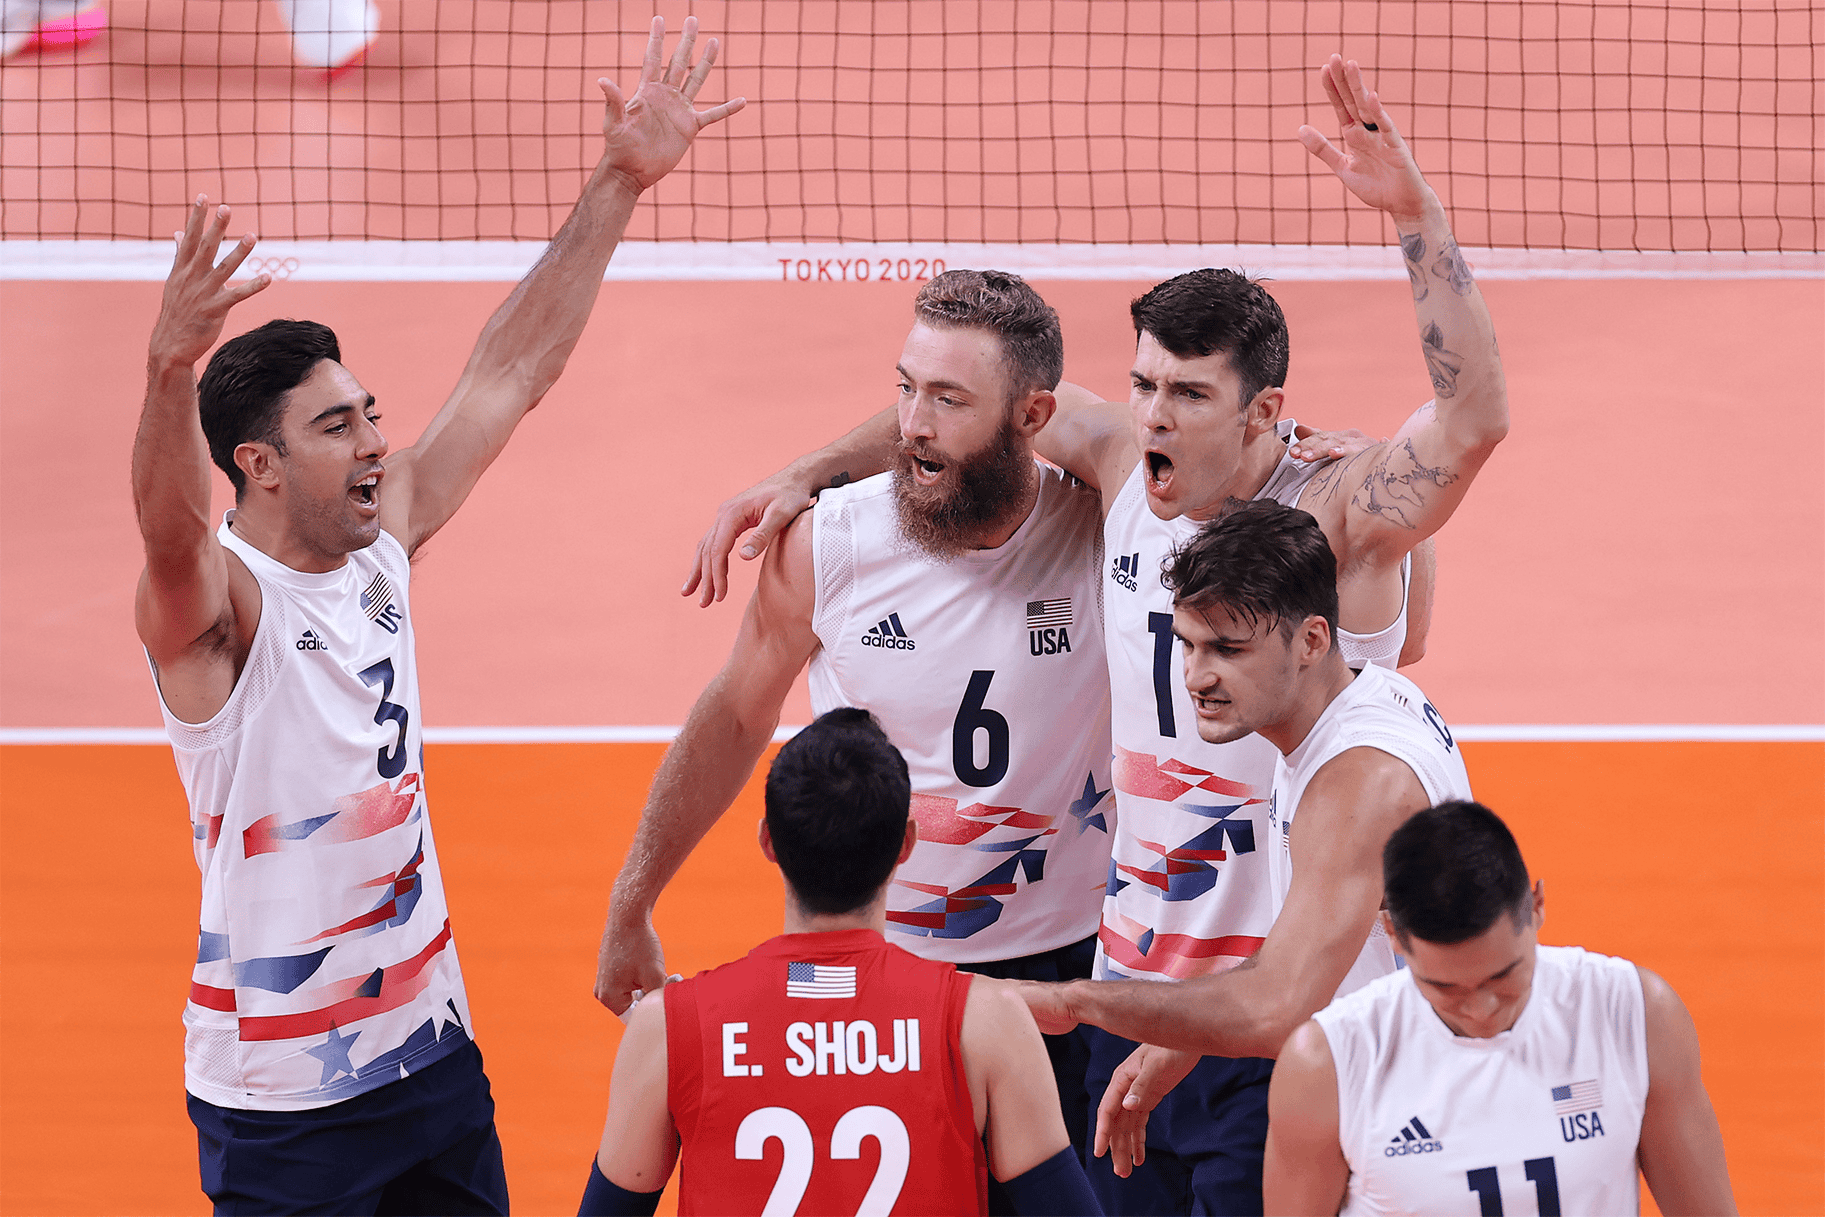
[666,928,988,1216]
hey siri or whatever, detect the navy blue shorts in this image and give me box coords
[1083,1026,1273,1217]
[188,1038,508,1216]
[957,934,1098,1215]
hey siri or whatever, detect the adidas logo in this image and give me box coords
[295,629,330,652]
[1111,551,1141,591]
[861,613,916,651]
[1384,1115,1443,1156]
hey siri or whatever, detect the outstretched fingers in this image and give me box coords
[1320,55,1358,129]
[638,14,664,87]
[681,33,717,100]
[695,92,746,129]
[1298,123,1344,172]
[664,15,698,89]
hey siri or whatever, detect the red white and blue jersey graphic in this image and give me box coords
[807,466,1113,964]
[1096,430,1345,982]
[155,519,471,1111]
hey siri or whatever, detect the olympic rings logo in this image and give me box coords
[244,256,301,279]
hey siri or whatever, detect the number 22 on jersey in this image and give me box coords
[736,1105,910,1216]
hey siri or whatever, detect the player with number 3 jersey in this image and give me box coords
[131,19,744,1211]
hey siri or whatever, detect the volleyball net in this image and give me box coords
[2,0,1819,280]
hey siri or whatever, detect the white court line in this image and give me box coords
[3,241,1820,282]
[2,725,1820,745]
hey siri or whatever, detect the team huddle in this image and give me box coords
[130,17,1735,1217]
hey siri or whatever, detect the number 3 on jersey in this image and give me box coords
[736,1105,909,1216]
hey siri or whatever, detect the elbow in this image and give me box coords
[1247,1001,1310,1060]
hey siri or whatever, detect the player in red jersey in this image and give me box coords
[579,708,1100,1216]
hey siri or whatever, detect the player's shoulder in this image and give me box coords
[812,469,896,513]
[1534,944,1643,1000]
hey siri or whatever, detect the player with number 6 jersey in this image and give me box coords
[597,271,1115,1189]
[583,709,1101,1216]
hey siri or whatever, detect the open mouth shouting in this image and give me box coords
[1145,449,1175,496]
[903,445,948,487]
[349,469,383,514]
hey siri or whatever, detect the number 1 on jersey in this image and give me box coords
[1147,612,1177,738]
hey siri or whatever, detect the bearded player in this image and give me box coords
[595,270,1115,1202]
[1265,801,1735,1217]
[581,708,1099,1216]
[673,55,1502,1213]
[131,20,740,1212]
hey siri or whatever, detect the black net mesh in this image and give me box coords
[2,0,1818,249]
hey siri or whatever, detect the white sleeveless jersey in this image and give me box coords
[808,464,1114,964]
[153,517,472,1111]
[1096,419,1411,982]
[1270,663,1472,999]
[1316,946,1649,1217]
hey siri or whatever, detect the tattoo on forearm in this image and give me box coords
[1421,322,1463,399]
[1400,231,1429,302]
[828,471,852,489]
[1429,239,1474,296]
[1351,439,1460,529]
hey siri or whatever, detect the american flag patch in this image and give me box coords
[1551,1079,1602,1114]
[1026,598,1072,628]
[786,962,856,999]
[360,572,395,621]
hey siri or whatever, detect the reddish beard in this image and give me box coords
[891,414,1033,561]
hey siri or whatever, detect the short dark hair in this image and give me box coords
[1163,499,1338,643]
[1384,801,1533,945]
[764,707,912,916]
[197,319,341,495]
[913,269,1064,403]
[1130,269,1290,412]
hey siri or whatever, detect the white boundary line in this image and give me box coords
[2,241,1819,281]
[2,725,1820,745]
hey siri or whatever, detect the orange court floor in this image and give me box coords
[0,740,1821,1215]
[1,270,1822,1216]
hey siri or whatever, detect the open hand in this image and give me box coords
[599,15,746,194]
[1298,55,1436,224]
[1094,1044,1200,1176]
[681,469,820,605]
[149,196,269,369]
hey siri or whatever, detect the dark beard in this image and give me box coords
[891,415,1034,561]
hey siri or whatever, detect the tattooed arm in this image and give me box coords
[1297,56,1508,557]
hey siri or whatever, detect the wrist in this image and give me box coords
[1389,190,1447,232]
[592,162,647,204]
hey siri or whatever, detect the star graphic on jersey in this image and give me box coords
[305,1024,361,1086]
[1065,771,1110,835]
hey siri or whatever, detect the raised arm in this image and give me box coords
[596,512,820,1013]
[381,16,745,556]
[1296,57,1508,562]
[1263,1020,1350,1216]
[132,200,273,721]
[1028,747,1428,1058]
[1636,968,1737,1215]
